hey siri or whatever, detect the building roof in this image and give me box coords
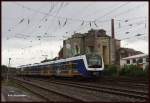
[122,54,148,60]
[70,29,111,38]
[119,47,143,54]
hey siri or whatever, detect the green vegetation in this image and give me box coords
[103,65,118,77]
[119,65,147,77]
[104,64,148,78]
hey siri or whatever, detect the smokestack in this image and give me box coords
[111,19,115,38]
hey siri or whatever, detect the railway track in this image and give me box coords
[99,77,149,85]
[26,77,148,101]
[11,78,85,102]
[97,80,148,89]
[49,79,148,93]
[63,77,148,89]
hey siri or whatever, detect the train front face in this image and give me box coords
[86,54,104,76]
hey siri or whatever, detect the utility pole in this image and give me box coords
[6,58,11,82]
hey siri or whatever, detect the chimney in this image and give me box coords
[111,19,115,38]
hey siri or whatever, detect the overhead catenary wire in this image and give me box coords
[103,18,147,36]
[28,2,69,38]
[116,23,146,35]
[117,26,147,41]
[115,19,147,33]
[94,2,130,21]
[13,2,93,22]
[13,2,125,23]
[46,3,67,29]
[8,3,46,36]
[43,2,108,38]
[12,2,57,36]
[113,3,147,18]
[7,2,148,37]
[120,33,146,41]
[11,2,146,39]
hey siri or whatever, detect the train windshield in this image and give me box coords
[86,54,102,68]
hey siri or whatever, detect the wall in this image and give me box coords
[95,37,110,65]
[120,56,148,70]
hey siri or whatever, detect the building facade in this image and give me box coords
[120,54,149,70]
[62,29,120,65]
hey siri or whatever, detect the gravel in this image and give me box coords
[29,79,146,102]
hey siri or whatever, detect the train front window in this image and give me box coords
[86,55,102,68]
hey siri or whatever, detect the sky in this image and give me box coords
[2,1,148,67]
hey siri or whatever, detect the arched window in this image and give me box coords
[74,45,80,55]
[75,45,79,54]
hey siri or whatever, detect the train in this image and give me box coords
[17,54,104,78]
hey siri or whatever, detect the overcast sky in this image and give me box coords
[2,1,148,67]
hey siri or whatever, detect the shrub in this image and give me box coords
[104,65,118,77]
[119,65,147,77]
[144,64,149,78]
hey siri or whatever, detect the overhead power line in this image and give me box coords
[113,3,146,18]
[13,2,115,23]
[94,2,130,21]
[121,33,146,41]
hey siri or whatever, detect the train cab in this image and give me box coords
[85,54,104,77]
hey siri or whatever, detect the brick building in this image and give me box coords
[58,28,144,66]
[61,29,120,65]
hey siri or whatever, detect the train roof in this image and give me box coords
[17,55,86,68]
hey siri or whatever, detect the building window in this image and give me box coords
[138,58,143,63]
[127,60,130,64]
[75,45,80,55]
[132,59,136,63]
[146,57,149,62]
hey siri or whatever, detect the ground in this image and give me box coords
[1,80,45,102]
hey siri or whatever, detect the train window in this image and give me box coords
[63,62,73,70]
[62,63,66,70]
[57,63,61,69]
[53,64,56,69]
[53,64,56,70]
[64,64,69,70]
[127,60,130,64]
[44,65,49,69]
[47,64,52,69]
[86,55,102,67]
[72,63,77,69]
[54,63,60,69]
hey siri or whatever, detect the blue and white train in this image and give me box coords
[17,54,104,78]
